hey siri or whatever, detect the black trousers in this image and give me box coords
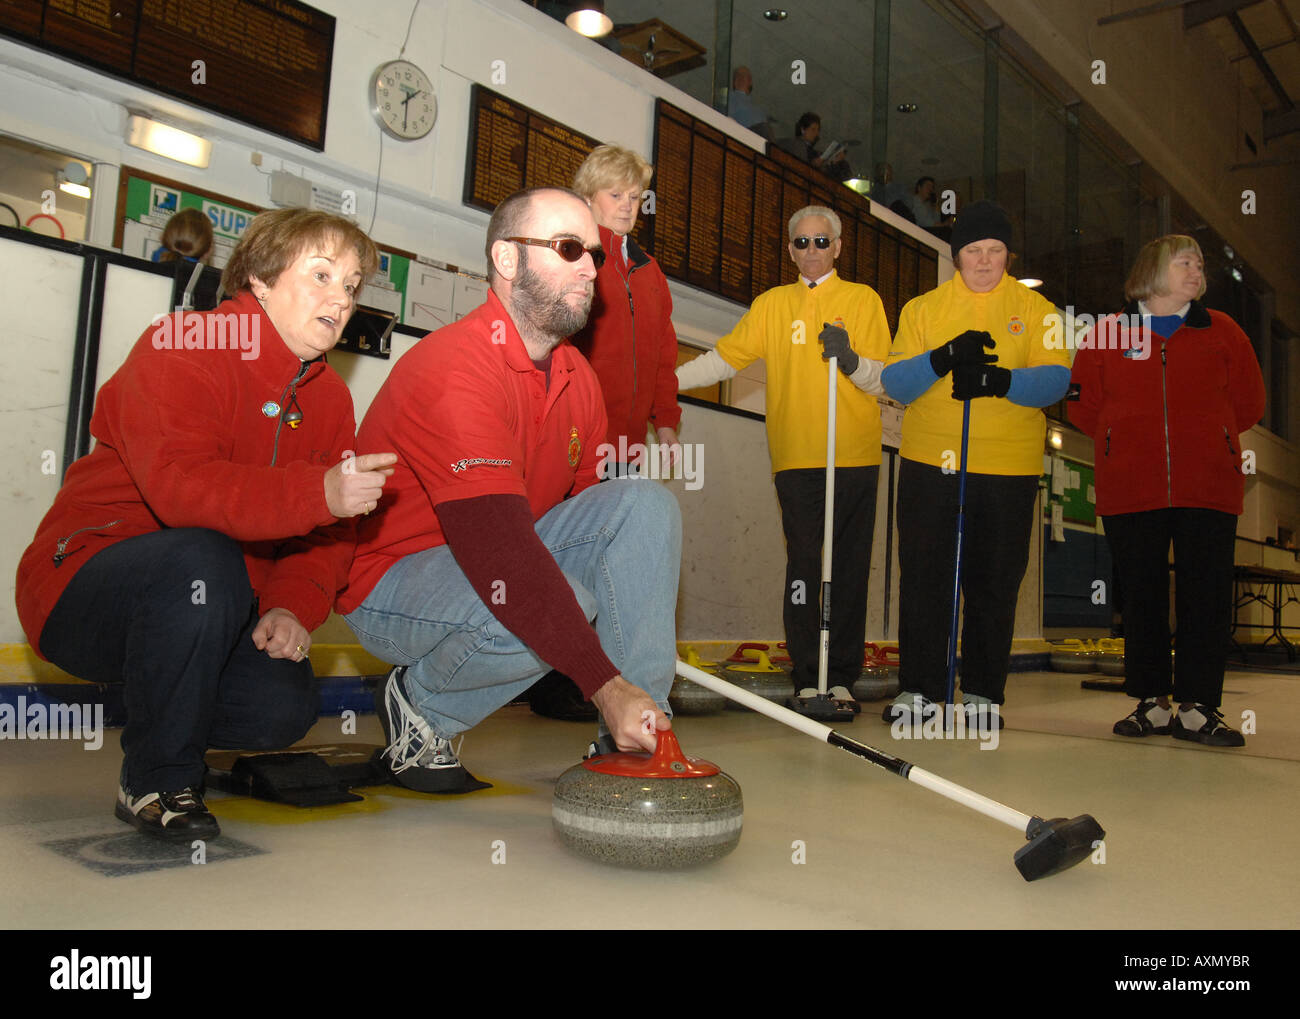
[896,458,1039,704]
[1102,508,1237,706]
[39,528,318,794]
[774,466,878,691]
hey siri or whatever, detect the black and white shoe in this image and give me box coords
[377,667,474,791]
[881,693,939,726]
[1113,698,1173,737]
[115,783,219,841]
[1172,704,1245,747]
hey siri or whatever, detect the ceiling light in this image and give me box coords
[565,2,612,37]
[126,113,211,168]
[58,178,91,199]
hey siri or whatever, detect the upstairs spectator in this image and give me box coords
[775,112,853,181]
[727,66,771,139]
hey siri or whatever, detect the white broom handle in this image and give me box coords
[818,356,837,695]
[674,659,1035,834]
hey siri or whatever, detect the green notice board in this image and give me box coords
[1043,455,1096,527]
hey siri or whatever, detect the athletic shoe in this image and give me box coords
[115,782,219,841]
[1113,698,1173,737]
[961,695,1005,731]
[1172,704,1245,747]
[584,733,619,759]
[827,685,862,714]
[881,693,939,725]
[376,667,469,791]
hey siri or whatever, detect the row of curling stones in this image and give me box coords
[854,643,900,702]
[667,647,727,715]
[1049,637,1132,676]
[552,728,743,868]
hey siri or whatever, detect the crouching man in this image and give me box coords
[336,187,679,790]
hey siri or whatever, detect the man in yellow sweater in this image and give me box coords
[676,206,891,706]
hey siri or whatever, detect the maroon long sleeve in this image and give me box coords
[434,493,619,697]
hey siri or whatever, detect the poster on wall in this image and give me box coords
[113,168,471,326]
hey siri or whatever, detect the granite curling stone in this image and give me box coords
[1049,638,1098,673]
[723,650,792,710]
[552,729,743,868]
[669,648,726,715]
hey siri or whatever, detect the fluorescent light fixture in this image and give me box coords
[126,113,211,168]
[565,4,612,37]
[1018,277,1044,288]
[59,180,91,199]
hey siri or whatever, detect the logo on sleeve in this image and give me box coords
[450,457,513,473]
[568,426,581,467]
[1007,316,1025,335]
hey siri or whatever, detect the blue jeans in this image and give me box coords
[344,479,681,739]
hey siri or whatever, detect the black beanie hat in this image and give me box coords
[950,200,1012,258]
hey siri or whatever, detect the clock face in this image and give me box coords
[371,60,437,140]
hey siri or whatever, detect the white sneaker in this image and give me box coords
[377,668,467,791]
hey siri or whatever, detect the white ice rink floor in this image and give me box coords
[2,669,1296,930]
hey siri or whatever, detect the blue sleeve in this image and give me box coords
[1006,364,1070,408]
[881,352,939,405]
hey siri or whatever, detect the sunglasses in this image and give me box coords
[792,235,833,250]
[506,237,606,269]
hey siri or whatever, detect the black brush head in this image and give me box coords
[1014,815,1106,881]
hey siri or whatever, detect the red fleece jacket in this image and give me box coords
[1068,301,1266,517]
[572,225,682,452]
[16,290,357,656]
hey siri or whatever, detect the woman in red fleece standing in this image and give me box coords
[1069,235,1265,746]
[525,144,684,721]
[16,209,396,838]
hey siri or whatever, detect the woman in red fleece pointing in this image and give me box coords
[16,209,396,839]
[1069,235,1265,746]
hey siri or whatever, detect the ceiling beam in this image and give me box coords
[1182,0,1265,29]
[1263,107,1300,140]
[1226,10,1295,111]
[1097,0,1199,27]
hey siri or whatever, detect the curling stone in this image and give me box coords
[1097,638,1125,676]
[723,650,792,710]
[1050,638,1098,673]
[552,729,743,868]
[876,645,900,680]
[725,641,772,663]
[853,663,899,702]
[669,647,726,715]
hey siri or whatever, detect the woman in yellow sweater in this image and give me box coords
[881,202,1070,730]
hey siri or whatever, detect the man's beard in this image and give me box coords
[509,256,593,345]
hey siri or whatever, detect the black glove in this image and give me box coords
[819,322,859,375]
[952,363,1012,400]
[930,330,995,377]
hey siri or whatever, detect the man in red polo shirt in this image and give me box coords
[338,187,679,790]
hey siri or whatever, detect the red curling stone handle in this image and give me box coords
[582,727,721,778]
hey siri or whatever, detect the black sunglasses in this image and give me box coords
[792,235,833,250]
[506,236,606,269]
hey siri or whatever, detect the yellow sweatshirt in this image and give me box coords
[889,272,1068,475]
[714,272,892,473]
